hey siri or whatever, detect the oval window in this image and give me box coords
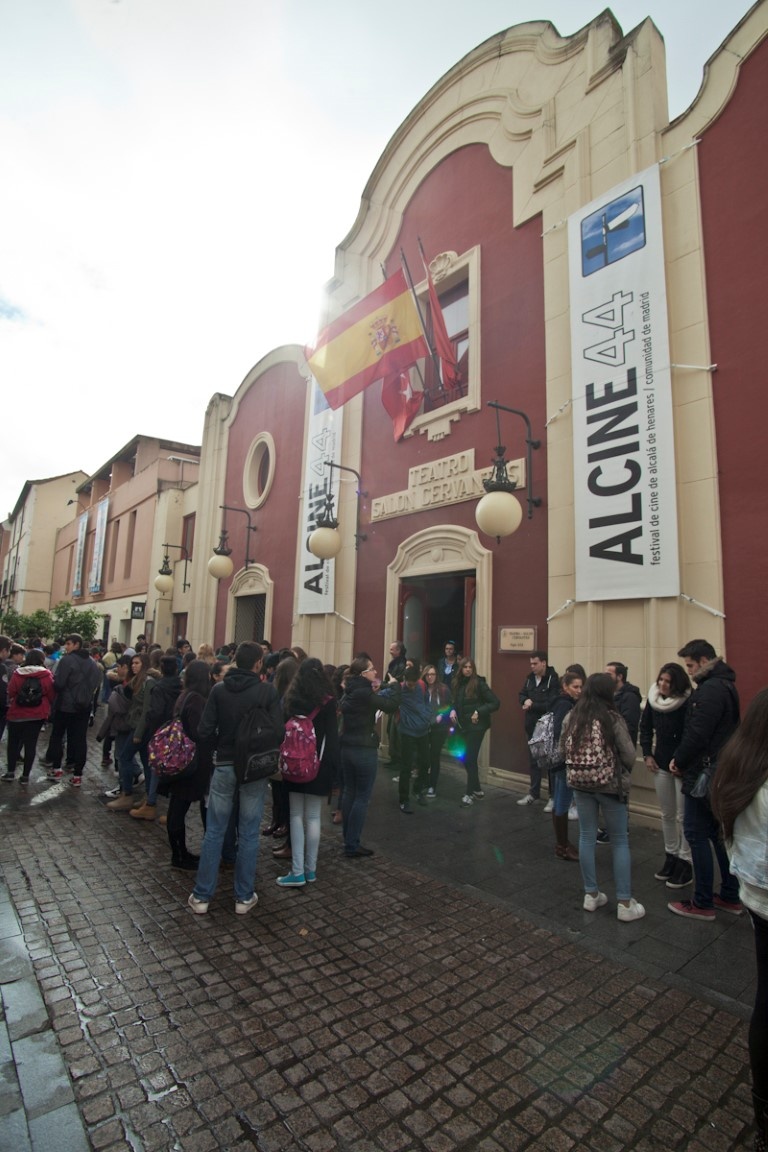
[243,433,275,509]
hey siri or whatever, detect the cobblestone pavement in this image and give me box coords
[0,733,757,1151]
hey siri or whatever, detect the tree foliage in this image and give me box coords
[0,602,102,644]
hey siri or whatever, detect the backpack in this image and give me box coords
[279,707,323,784]
[16,676,44,709]
[565,719,617,791]
[148,719,197,779]
[527,711,563,770]
[233,691,284,785]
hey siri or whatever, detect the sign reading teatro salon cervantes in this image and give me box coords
[568,165,679,602]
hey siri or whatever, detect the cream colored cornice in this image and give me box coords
[334,11,655,299]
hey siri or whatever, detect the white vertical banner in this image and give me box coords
[297,379,343,615]
[88,497,109,595]
[72,511,89,599]
[568,164,679,601]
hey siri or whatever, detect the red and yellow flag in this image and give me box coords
[306,269,429,411]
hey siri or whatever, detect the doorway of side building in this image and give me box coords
[233,594,266,644]
[399,572,476,667]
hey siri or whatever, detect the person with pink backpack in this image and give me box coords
[274,658,339,889]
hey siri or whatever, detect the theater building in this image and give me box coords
[188,5,768,811]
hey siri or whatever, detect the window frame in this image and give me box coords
[404,245,481,442]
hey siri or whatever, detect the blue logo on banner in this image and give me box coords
[581,186,646,277]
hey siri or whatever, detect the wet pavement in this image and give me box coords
[0,730,757,1151]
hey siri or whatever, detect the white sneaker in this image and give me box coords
[235,894,259,915]
[516,794,535,806]
[460,794,474,807]
[583,891,608,912]
[426,788,436,799]
[187,894,209,915]
[568,803,579,821]
[617,898,646,922]
[543,798,554,813]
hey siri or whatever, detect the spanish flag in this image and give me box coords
[306,269,429,411]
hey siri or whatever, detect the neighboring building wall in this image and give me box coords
[1,472,87,617]
[695,30,768,705]
[51,440,199,650]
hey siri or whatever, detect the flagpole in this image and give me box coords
[400,247,442,395]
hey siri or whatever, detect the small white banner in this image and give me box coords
[568,164,679,601]
[72,511,89,599]
[297,379,343,615]
[88,497,109,595]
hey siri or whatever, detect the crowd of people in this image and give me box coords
[0,629,765,1149]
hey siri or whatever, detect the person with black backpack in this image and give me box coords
[2,650,55,784]
[188,642,284,916]
[47,633,102,788]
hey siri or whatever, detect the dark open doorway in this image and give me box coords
[398,571,476,668]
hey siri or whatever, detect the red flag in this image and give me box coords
[423,255,460,392]
[305,270,429,411]
[381,371,422,441]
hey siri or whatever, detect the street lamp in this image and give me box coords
[307,462,367,560]
[208,505,257,579]
[475,401,541,542]
[154,544,190,595]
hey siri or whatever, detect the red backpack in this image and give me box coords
[279,704,326,783]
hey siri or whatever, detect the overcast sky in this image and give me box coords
[0,0,755,520]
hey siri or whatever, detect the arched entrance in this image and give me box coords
[385,525,493,763]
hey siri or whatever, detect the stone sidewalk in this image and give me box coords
[0,734,757,1151]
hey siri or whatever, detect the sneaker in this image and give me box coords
[305,870,316,883]
[568,803,579,821]
[543,798,554,813]
[617,898,646,922]
[583,891,608,912]
[713,895,744,916]
[135,773,145,787]
[417,792,428,806]
[460,794,474,807]
[654,852,677,881]
[70,776,82,788]
[472,790,485,800]
[426,788,436,799]
[399,803,413,814]
[1,772,16,782]
[187,894,209,915]
[39,758,53,768]
[106,794,137,811]
[235,894,259,915]
[666,860,693,889]
[596,829,610,844]
[19,777,29,787]
[516,794,535,805]
[276,873,306,887]
[104,786,122,799]
[46,769,63,781]
[667,900,715,921]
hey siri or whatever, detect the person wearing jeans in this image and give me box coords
[192,765,268,905]
[276,660,339,887]
[668,639,740,920]
[574,791,632,897]
[188,642,283,915]
[561,673,644,922]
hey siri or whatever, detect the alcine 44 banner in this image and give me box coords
[568,164,680,602]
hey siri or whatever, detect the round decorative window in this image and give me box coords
[243,433,275,509]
